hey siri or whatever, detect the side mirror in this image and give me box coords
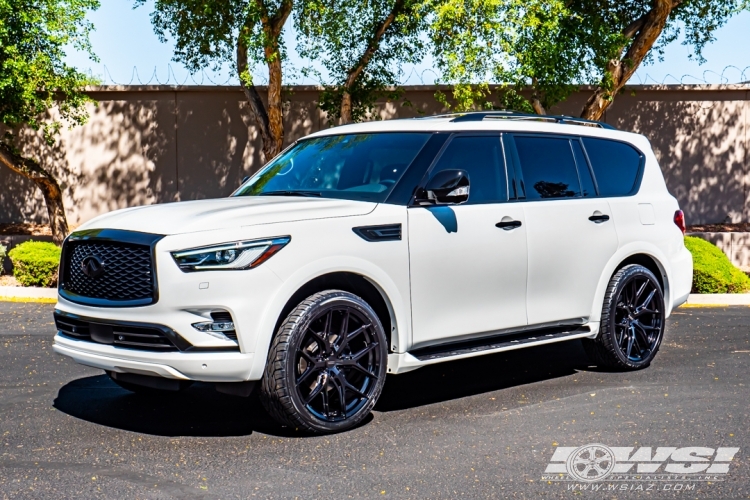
[419,169,470,205]
[240,175,250,186]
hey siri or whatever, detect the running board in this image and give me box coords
[408,325,592,362]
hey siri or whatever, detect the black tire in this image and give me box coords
[260,290,388,434]
[583,264,665,370]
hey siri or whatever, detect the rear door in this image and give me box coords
[507,134,619,326]
[408,134,528,348]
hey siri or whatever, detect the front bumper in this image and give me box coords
[53,333,255,382]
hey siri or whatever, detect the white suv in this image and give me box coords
[52,112,693,433]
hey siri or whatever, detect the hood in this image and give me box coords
[78,196,377,235]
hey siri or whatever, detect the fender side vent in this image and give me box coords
[353,224,402,242]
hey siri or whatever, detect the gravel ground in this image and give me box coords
[0,303,748,498]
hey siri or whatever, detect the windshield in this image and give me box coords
[233,133,432,203]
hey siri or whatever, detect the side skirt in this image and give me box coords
[387,322,599,374]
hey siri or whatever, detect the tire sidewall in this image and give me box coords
[283,291,388,433]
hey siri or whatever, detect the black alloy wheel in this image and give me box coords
[583,264,665,370]
[261,290,388,433]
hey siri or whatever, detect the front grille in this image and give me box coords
[62,241,154,303]
[55,313,179,351]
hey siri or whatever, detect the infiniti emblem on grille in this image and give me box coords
[81,255,105,278]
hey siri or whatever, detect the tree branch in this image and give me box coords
[344,0,405,89]
[338,0,406,123]
[581,0,674,120]
[0,141,69,244]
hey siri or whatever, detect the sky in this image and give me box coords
[65,1,750,87]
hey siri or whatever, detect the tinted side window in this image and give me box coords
[430,135,507,204]
[513,136,581,200]
[582,138,642,197]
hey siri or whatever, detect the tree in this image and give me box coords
[0,0,98,245]
[295,0,428,124]
[143,0,293,162]
[431,0,749,119]
[431,0,581,114]
[576,0,749,120]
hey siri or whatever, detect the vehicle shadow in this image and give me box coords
[376,338,593,411]
[53,339,594,437]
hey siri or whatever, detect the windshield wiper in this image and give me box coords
[260,190,322,197]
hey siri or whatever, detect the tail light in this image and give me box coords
[674,210,686,234]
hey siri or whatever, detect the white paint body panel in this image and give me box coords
[524,198,618,325]
[53,117,693,380]
[408,204,527,348]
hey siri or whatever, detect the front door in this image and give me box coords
[408,134,528,348]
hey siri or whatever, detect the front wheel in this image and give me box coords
[260,290,388,434]
[583,264,666,370]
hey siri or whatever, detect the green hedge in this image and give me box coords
[685,236,750,294]
[0,244,6,263]
[7,241,61,287]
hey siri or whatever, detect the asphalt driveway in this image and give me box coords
[0,302,748,498]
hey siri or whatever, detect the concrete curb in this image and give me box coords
[0,286,57,302]
[683,293,750,306]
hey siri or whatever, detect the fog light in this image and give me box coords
[192,321,235,333]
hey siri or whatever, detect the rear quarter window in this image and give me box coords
[582,138,643,197]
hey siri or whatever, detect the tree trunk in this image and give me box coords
[340,91,353,125]
[236,1,292,163]
[530,80,546,115]
[0,142,69,245]
[580,0,675,121]
[338,0,404,125]
[264,51,284,159]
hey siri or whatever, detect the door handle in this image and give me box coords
[496,220,522,230]
[588,214,610,223]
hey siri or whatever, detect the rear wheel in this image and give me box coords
[583,264,665,370]
[260,290,388,434]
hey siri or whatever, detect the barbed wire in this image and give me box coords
[94,63,750,86]
[629,65,750,85]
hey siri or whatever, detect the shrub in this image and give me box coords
[684,236,750,294]
[7,241,61,287]
[0,244,6,263]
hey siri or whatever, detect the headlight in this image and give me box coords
[171,236,291,271]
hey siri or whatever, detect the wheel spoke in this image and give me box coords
[306,328,330,354]
[329,371,348,418]
[334,311,350,352]
[305,376,325,405]
[351,342,378,361]
[633,322,653,349]
[320,382,331,417]
[626,328,635,359]
[296,365,318,386]
[340,323,371,351]
[634,281,648,304]
[635,289,657,315]
[637,323,659,331]
[299,348,318,365]
[348,362,379,380]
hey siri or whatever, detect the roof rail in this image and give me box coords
[423,111,616,130]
